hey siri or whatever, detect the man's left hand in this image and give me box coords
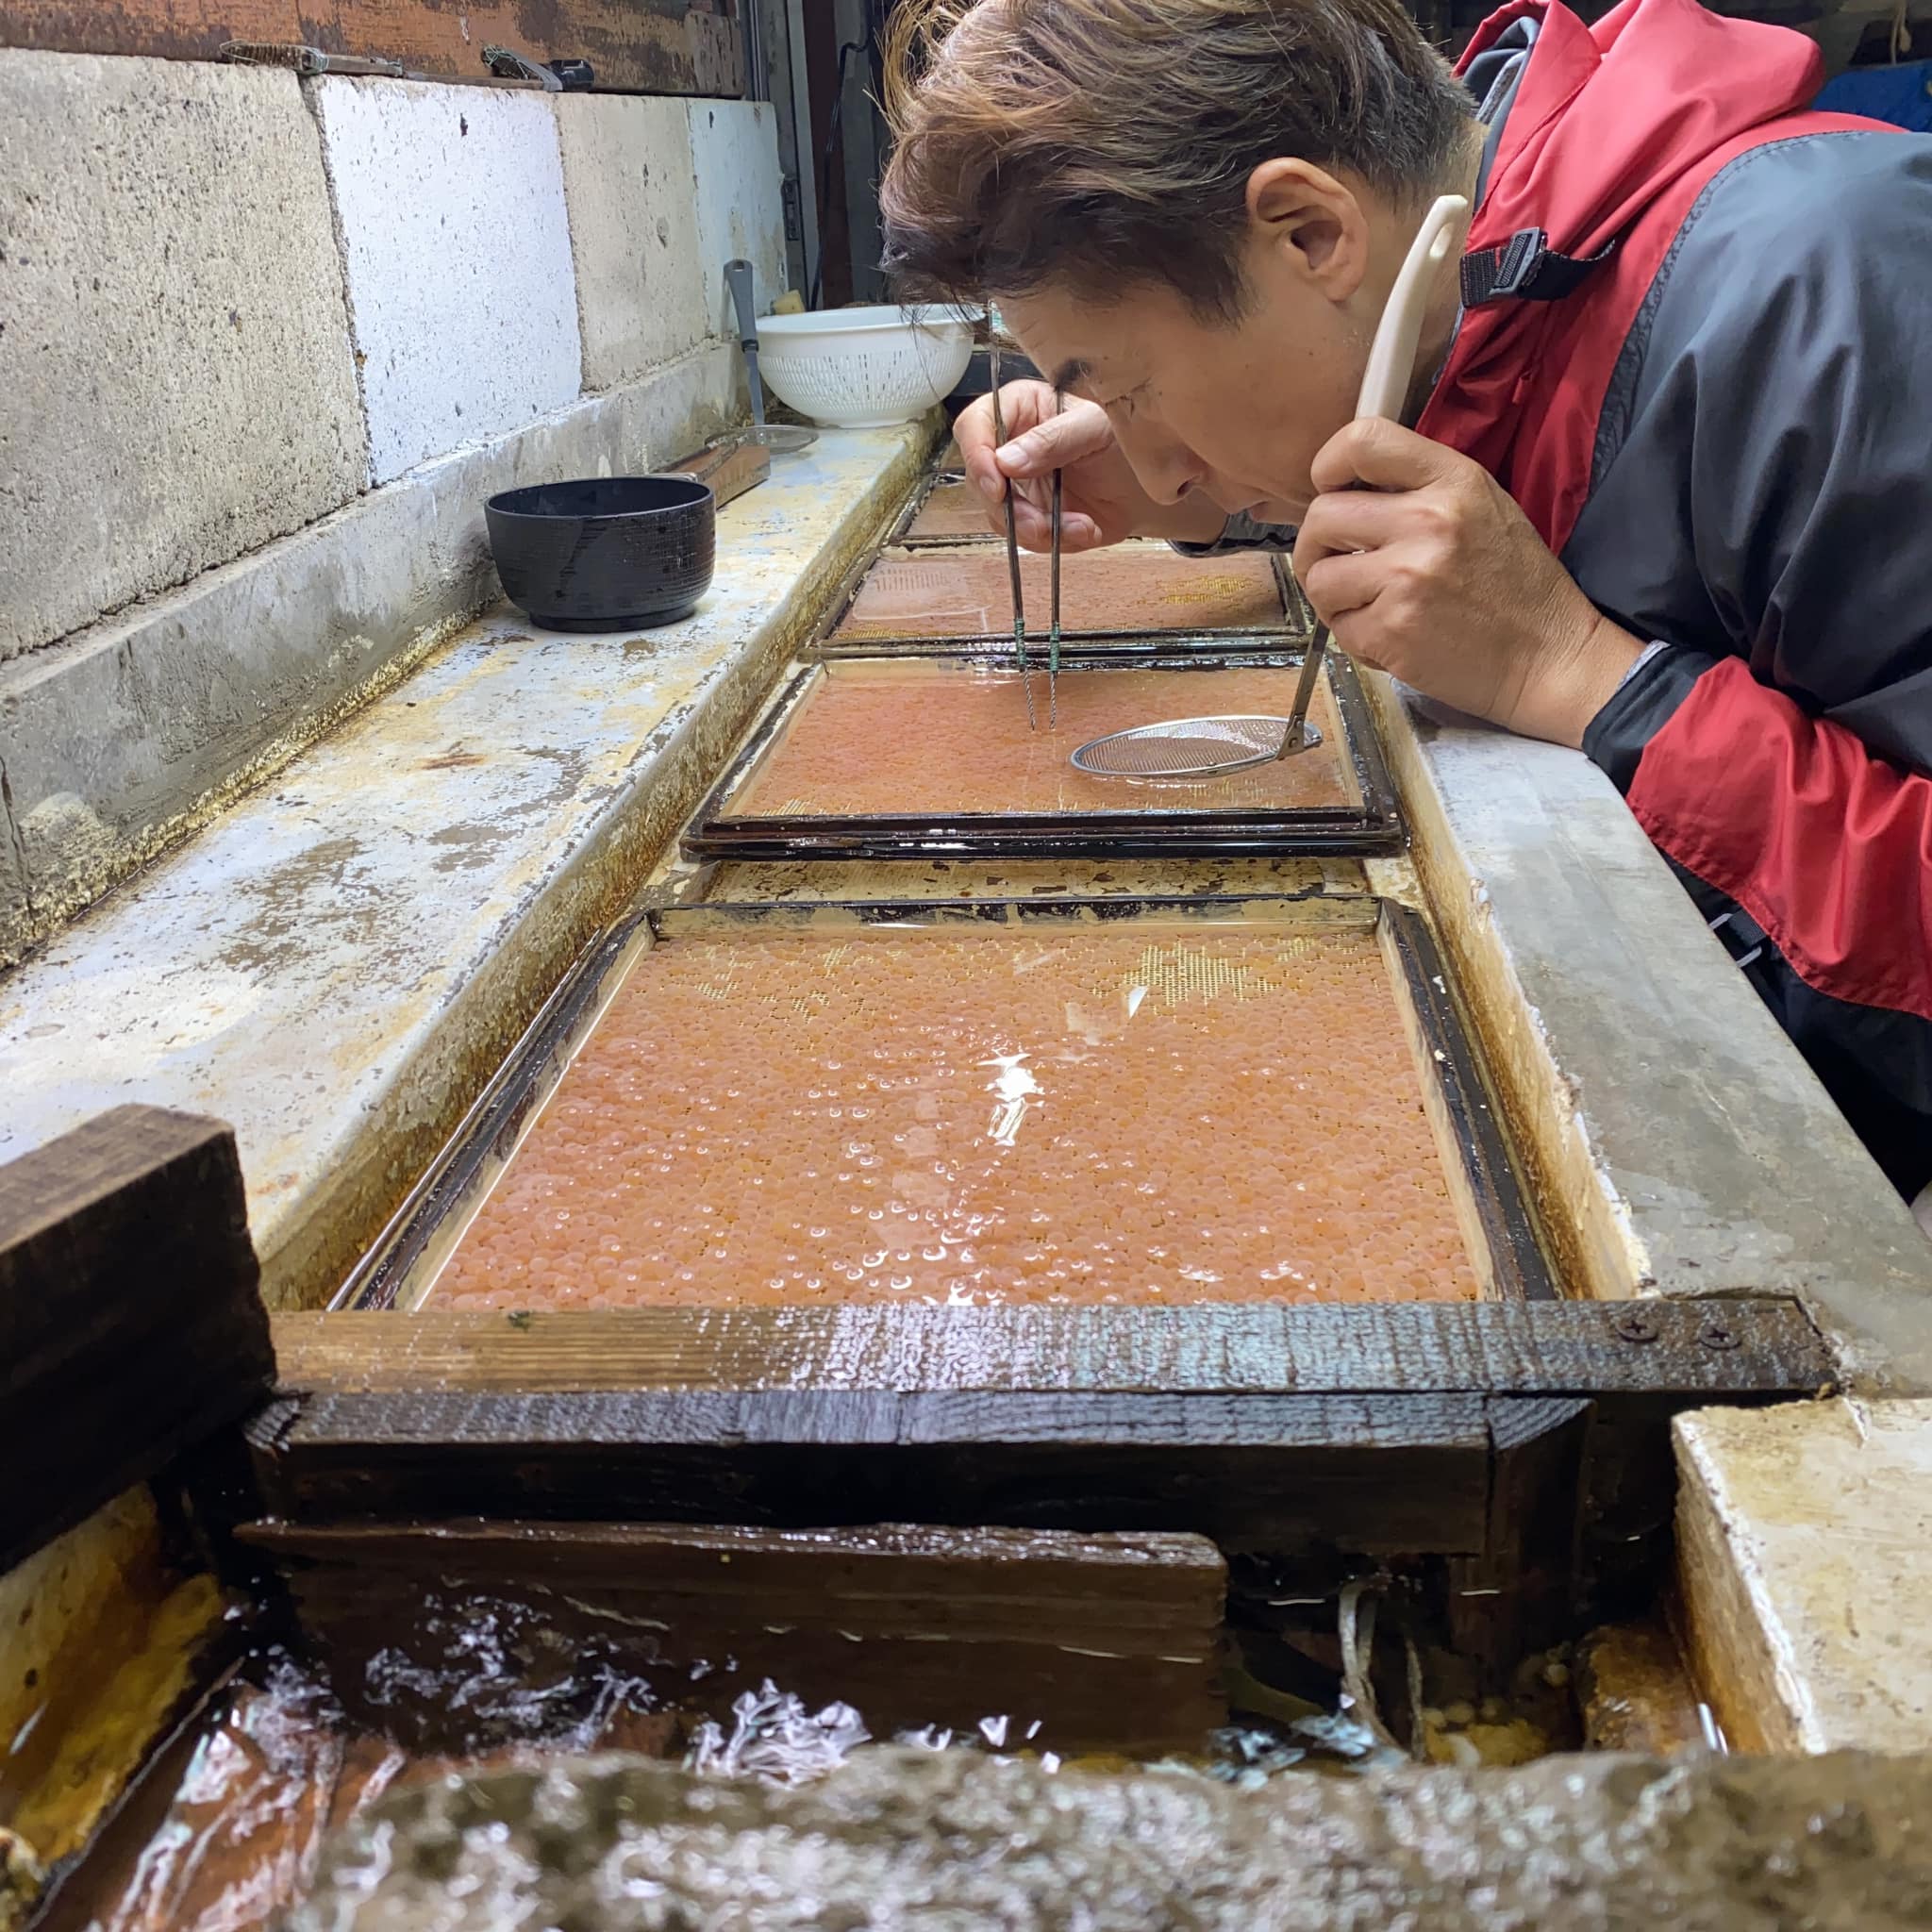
[1291,420,1641,747]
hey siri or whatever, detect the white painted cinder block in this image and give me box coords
[313,77,584,484]
[556,95,709,390]
[686,100,789,338]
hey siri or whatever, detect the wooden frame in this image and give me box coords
[1,1106,274,1572]
[679,646,1404,861]
[331,891,1553,1314]
[260,1296,1832,1669]
[238,1516,1231,1753]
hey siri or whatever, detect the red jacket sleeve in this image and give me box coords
[1624,655,1932,1026]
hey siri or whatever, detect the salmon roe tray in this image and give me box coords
[428,923,1482,1312]
[902,477,991,541]
[833,545,1285,641]
[728,659,1352,821]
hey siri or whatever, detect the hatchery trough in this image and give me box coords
[8,433,1932,1932]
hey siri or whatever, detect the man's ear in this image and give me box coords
[1244,158,1372,300]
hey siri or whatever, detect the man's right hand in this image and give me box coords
[955,381,1228,552]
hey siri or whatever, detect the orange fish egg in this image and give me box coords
[431,925,1480,1312]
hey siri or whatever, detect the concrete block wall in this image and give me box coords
[688,101,789,341]
[0,55,367,661]
[0,53,786,968]
[313,78,584,484]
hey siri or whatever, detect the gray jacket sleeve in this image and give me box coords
[1170,509,1297,558]
[1570,126,1932,784]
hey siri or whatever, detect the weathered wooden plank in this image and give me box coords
[0,0,744,97]
[242,1517,1228,1754]
[1445,1395,1592,1680]
[268,1389,1485,1446]
[1,1106,275,1572]
[271,1300,1834,1399]
[241,1519,1225,1638]
[250,1389,1495,1554]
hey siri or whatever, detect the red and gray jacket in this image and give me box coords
[1220,0,1932,1197]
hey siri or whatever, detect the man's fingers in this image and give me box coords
[1293,488,1413,564]
[1297,549,1387,625]
[1008,495,1103,552]
[1307,416,1463,498]
[994,399,1115,481]
[956,393,1009,509]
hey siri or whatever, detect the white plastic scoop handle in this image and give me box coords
[1277,192,1470,753]
[1356,193,1471,425]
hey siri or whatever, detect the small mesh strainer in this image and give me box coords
[1070,712,1323,780]
[1069,193,1470,786]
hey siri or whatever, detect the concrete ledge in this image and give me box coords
[0,344,746,970]
[1677,1398,1932,1752]
[0,423,927,1309]
[1370,680,1932,1392]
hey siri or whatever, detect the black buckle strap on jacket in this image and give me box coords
[1709,906,1771,974]
[1460,226,1619,307]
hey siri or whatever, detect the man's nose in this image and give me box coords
[1116,425,1205,508]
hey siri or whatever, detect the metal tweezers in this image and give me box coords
[1049,388,1063,728]
[988,332,1038,730]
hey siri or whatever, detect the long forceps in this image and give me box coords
[987,327,1038,730]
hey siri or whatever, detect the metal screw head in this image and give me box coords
[1613,1309,1660,1343]
[1698,1321,1741,1352]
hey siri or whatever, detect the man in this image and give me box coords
[879,0,1932,1210]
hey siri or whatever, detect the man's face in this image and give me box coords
[1003,269,1365,526]
[999,162,1432,526]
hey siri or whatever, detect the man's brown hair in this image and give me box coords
[880,0,1473,320]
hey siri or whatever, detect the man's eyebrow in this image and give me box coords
[1048,357,1091,392]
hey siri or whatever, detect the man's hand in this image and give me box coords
[1292,420,1642,748]
[955,380,1227,551]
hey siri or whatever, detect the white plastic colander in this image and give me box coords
[754,305,977,429]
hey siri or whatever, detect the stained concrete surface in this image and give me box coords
[291,1745,1932,1930]
[1677,1398,1932,1753]
[1374,681,1932,1391]
[312,78,583,485]
[557,96,710,388]
[0,53,366,660]
[0,345,745,971]
[687,100,790,336]
[0,425,925,1310]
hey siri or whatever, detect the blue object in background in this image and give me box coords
[1816,60,1932,132]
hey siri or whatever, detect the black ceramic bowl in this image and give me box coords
[485,475,716,632]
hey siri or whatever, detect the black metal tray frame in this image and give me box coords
[820,532,1314,649]
[337,891,1555,1314]
[679,644,1401,862]
[886,468,991,548]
